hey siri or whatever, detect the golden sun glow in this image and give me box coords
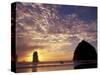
[20,49,73,62]
[17,48,73,62]
[23,49,46,62]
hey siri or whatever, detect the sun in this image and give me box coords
[37,49,45,62]
[26,56,33,62]
[25,49,45,62]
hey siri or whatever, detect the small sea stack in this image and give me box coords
[33,51,39,62]
[73,40,97,69]
[32,51,39,72]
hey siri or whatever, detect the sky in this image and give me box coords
[15,2,97,62]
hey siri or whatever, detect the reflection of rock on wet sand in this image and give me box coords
[32,51,39,72]
[73,40,97,69]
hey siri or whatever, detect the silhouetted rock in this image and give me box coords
[73,40,97,69]
[33,51,39,62]
[32,51,39,72]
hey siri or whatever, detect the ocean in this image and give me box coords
[16,61,74,73]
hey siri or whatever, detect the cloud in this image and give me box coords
[15,2,97,57]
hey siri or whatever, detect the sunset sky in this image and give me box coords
[15,2,97,62]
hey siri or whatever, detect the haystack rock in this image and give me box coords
[73,40,97,69]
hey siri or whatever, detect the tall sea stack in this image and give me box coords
[33,51,39,62]
[32,51,39,72]
[73,40,97,69]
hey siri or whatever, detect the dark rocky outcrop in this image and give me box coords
[73,40,97,69]
[33,51,39,62]
[32,51,39,72]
